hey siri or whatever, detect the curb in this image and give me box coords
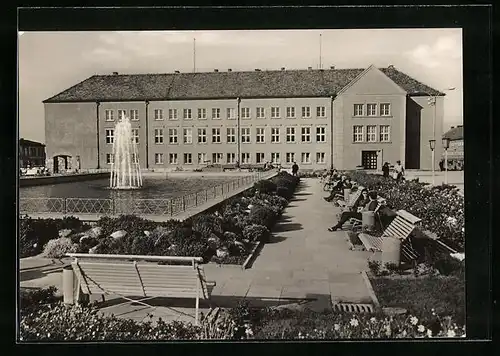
[242,241,264,270]
[361,271,380,309]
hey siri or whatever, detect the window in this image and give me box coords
[301,127,311,142]
[184,153,192,164]
[301,152,311,164]
[380,103,391,116]
[168,128,178,144]
[154,109,164,121]
[241,128,251,143]
[212,108,221,119]
[271,153,280,164]
[271,107,280,119]
[131,128,139,144]
[316,126,326,143]
[105,129,114,144]
[183,128,193,144]
[131,153,138,164]
[316,106,326,118]
[227,108,236,120]
[256,107,265,119]
[271,128,280,143]
[286,107,295,118]
[367,104,377,116]
[256,152,265,164]
[241,153,251,164]
[226,153,236,164]
[183,108,192,120]
[212,153,223,164]
[155,153,164,165]
[118,110,127,120]
[198,153,207,164]
[212,128,221,143]
[168,108,178,120]
[169,153,178,164]
[130,109,139,121]
[198,128,207,143]
[353,125,364,142]
[353,104,363,116]
[226,127,236,143]
[316,152,326,164]
[105,110,114,121]
[154,129,164,144]
[286,127,296,143]
[367,125,377,142]
[301,106,311,118]
[256,127,265,143]
[380,125,391,142]
[286,152,295,164]
[197,108,206,120]
[106,153,114,164]
[241,107,250,119]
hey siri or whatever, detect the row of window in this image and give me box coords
[104,126,328,145]
[106,152,328,165]
[20,146,44,157]
[353,103,391,117]
[104,106,328,122]
[353,125,391,143]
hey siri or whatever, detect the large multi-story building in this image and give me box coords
[43,65,446,171]
[19,138,46,168]
[442,125,464,170]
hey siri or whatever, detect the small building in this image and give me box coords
[19,138,46,168]
[442,125,463,170]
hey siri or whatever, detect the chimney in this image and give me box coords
[281,67,285,71]
[308,66,312,70]
[228,69,232,72]
[112,72,119,75]
[214,69,219,72]
[174,70,180,74]
[330,65,335,70]
[255,69,261,72]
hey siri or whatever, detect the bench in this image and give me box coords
[336,186,365,209]
[347,197,386,231]
[358,210,421,261]
[67,253,216,325]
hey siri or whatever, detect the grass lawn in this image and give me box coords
[370,275,465,324]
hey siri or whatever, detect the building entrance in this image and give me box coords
[361,151,378,170]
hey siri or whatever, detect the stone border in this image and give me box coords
[361,271,380,308]
[242,241,264,269]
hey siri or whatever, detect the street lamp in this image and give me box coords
[429,139,436,185]
[442,137,450,184]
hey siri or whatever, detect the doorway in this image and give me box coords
[361,151,378,170]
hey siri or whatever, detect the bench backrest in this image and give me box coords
[348,189,363,207]
[68,253,210,299]
[382,209,422,240]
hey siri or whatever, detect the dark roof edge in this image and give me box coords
[42,75,98,103]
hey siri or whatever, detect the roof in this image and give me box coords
[19,138,45,147]
[443,125,463,141]
[43,66,444,103]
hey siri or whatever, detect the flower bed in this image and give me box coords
[347,171,464,251]
[19,172,300,265]
[19,288,465,341]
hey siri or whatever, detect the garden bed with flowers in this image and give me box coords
[19,288,465,341]
[19,172,300,266]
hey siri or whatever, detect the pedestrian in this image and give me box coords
[382,162,390,178]
[394,160,405,181]
[292,162,299,176]
[277,163,282,172]
[439,159,444,172]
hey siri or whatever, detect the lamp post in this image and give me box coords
[429,139,436,185]
[442,137,450,184]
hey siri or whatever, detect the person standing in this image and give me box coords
[439,159,445,172]
[292,162,299,176]
[394,160,405,181]
[382,162,390,178]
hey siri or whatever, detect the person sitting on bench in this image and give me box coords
[328,191,378,231]
[324,177,352,202]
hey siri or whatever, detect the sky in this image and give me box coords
[18,29,463,144]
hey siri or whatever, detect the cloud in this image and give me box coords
[404,35,461,68]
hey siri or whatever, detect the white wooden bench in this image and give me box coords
[336,186,364,209]
[358,210,421,260]
[67,253,216,325]
[347,197,387,231]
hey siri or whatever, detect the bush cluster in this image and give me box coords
[347,171,464,251]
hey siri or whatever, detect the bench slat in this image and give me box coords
[396,210,422,224]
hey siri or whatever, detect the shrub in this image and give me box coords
[429,251,465,277]
[276,186,291,200]
[191,214,223,238]
[97,215,158,238]
[20,286,59,313]
[43,238,78,258]
[253,179,277,194]
[243,224,270,243]
[246,205,276,229]
[368,260,381,276]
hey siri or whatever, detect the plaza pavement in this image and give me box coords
[20,177,374,324]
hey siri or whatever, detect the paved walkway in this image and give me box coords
[20,178,373,323]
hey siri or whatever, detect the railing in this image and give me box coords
[19,171,276,217]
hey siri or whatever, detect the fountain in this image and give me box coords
[109,115,143,189]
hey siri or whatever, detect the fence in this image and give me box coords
[19,171,276,217]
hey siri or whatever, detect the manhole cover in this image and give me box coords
[333,303,374,313]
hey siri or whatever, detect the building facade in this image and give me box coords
[19,138,46,168]
[44,65,445,171]
[442,125,464,170]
